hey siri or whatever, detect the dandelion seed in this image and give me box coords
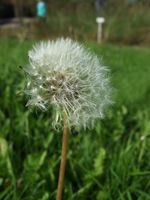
[24,38,112,129]
[140,135,145,141]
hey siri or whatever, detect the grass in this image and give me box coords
[1,3,150,46]
[30,3,150,46]
[0,39,150,200]
[88,43,150,107]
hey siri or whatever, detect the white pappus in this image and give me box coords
[24,38,112,129]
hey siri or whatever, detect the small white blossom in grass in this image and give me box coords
[24,38,112,129]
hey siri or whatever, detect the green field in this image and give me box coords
[0,39,150,200]
[1,2,150,46]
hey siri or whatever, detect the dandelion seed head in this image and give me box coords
[25,38,112,129]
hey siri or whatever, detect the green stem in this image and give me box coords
[56,113,68,200]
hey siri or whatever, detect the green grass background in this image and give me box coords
[0,39,150,200]
[1,2,150,47]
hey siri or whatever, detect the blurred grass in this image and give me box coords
[0,39,150,200]
[88,43,150,108]
[32,3,150,46]
[1,3,149,46]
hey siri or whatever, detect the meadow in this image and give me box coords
[2,2,150,47]
[0,39,150,200]
[33,2,150,46]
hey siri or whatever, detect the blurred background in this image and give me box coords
[0,0,150,45]
[0,1,150,200]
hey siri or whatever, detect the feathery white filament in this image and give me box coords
[25,38,112,129]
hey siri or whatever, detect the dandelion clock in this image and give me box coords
[24,38,112,200]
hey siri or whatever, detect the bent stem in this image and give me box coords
[56,112,68,200]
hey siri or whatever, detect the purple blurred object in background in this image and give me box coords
[95,0,106,11]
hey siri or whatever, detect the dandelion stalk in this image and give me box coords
[56,112,68,200]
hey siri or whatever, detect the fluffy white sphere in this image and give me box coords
[25,38,112,129]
